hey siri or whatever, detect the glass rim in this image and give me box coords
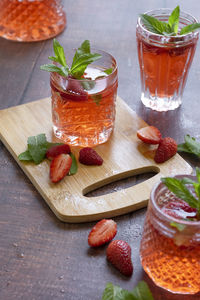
[137,8,199,41]
[150,175,200,226]
[50,48,118,82]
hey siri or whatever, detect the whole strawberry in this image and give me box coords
[106,240,133,277]
[154,137,177,163]
[79,147,103,165]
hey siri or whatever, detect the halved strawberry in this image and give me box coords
[50,154,72,183]
[154,137,177,163]
[137,126,162,144]
[66,76,88,101]
[106,240,133,277]
[163,200,197,219]
[88,219,117,247]
[46,144,71,160]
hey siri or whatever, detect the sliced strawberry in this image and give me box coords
[163,200,197,219]
[46,144,71,160]
[50,154,72,183]
[137,126,162,144]
[66,76,88,101]
[106,240,133,277]
[88,219,117,247]
[79,147,103,166]
[154,137,177,163]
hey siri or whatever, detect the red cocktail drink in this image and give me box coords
[0,0,66,42]
[50,50,118,147]
[136,9,199,111]
[140,175,200,294]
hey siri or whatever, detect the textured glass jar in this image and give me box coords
[0,0,66,42]
[136,9,199,111]
[50,49,118,147]
[140,175,200,294]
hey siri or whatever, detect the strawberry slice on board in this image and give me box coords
[46,144,71,160]
[106,240,133,277]
[154,137,177,163]
[137,126,162,144]
[88,219,117,247]
[50,154,72,183]
[79,147,103,166]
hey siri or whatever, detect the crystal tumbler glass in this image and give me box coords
[136,9,199,111]
[140,175,200,294]
[0,0,66,42]
[50,49,118,147]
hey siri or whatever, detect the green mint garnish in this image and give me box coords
[178,134,200,157]
[161,168,200,216]
[18,134,78,175]
[27,133,48,164]
[40,39,102,79]
[140,5,200,36]
[91,94,102,105]
[104,68,113,75]
[68,153,78,175]
[170,222,186,231]
[102,281,154,300]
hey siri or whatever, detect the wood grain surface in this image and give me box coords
[0,0,200,299]
[0,97,192,222]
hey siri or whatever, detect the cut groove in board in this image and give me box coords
[0,96,192,223]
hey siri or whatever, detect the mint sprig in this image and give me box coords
[140,5,200,36]
[102,281,154,300]
[178,134,200,157]
[161,168,200,216]
[40,39,102,79]
[18,134,78,175]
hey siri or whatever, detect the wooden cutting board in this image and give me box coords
[0,97,192,223]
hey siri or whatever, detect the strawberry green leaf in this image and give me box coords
[168,5,180,34]
[27,134,48,165]
[69,153,78,175]
[180,23,200,35]
[18,150,33,161]
[131,281,154,300]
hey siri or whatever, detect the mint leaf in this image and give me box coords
[91,94,102,105]
[131,281,154,300]
[27,134,48,165]
[71,40,91,68]
[70,53,102,79]
[104,68,113,75]
[40,64,68,77]
[140,14,172,35]
[178,135,200,157]
[170,222,186,231]
[53,39,67,67]
[102,282,154,300]
[168,5,180,34]
[81,80,95,91]
[102,283,135,300]
[69,153,78,175]
[180,23,200,35]
[161,177,198,209]
[18,150,33,161]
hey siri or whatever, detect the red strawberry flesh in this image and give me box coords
[50,154,72,183]
[154,137,177,163]
[79,147,103,166]
[46,144,71,160]
[137,126,162,144]
[88,219,117,247]
[162,200,198,219]
[106,240,133,277]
